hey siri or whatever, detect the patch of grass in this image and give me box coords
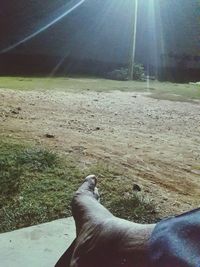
[16,148,58,171]
[108,195,156,223]
[149,83,200,102]
[0,138,157,233]
[0,157,22,197]
[0,138,82,232]
[0,76,148,93]
[89,163,157,223]
[0,76,132,92]
[1,76,200,103]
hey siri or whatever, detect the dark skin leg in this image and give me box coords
[72,175,156,266]
[56,175,156,267]
[71,175,114,235]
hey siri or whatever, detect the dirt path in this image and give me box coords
[1,88,200,217]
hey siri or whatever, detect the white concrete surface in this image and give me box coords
[0,217,76,267]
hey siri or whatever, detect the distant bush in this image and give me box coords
[132,63,145,81]
[107,64,145,81]
[107,68,129,81]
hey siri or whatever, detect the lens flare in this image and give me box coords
[0,0,86,54]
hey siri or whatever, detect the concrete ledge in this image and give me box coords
[0,217,76,267]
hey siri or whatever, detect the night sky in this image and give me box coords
[1,0,133,64]
[1,0,199,65]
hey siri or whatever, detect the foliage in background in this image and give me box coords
[132,64,145,81]
[106,64,145,81]
[0,138,157,233]
[106,68,129,81]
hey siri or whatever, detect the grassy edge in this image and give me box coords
[0,76,200,103]
[0,137,158,233]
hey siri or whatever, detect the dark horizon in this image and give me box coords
[1,0,200,82]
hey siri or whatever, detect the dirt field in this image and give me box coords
[1,78,200,218]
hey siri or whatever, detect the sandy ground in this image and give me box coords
[1,88,200,218]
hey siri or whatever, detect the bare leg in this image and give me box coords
[71,175,114,235]
[56,175,156,267]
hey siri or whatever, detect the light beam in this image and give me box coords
[0,0,86,54]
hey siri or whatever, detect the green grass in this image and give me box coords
[0,138,157,233]
[0,76,200,102]
[148,82,200,102]
[89,164,156,223]
[0,138,82,232]
[0,76,140,92]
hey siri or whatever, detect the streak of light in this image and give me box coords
[0,0,86,54]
